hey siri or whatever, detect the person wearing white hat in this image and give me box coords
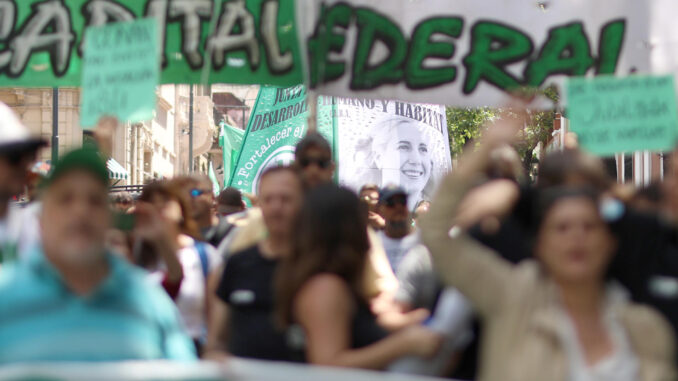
[0,102,46,264]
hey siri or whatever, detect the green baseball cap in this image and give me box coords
[43,147,109,188]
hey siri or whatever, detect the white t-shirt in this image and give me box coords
[557,284,640,381]
[175,239,222,339]
[147,237,222,340]
[378,231,419,274]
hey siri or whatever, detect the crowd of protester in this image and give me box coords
[2,100,678,380]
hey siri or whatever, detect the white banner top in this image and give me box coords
[298,0,677,107]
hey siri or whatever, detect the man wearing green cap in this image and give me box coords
[0,148,197,362]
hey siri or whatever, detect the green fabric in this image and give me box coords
[0,0,302,87]
[228,85,335,195]
[0,242,17,265]
[219,122,245,187]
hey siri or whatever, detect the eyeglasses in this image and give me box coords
[190,188,208,198]
[298,157,331,169]
[384,195,408,207]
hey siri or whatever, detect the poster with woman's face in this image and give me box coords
[334,98,452,211]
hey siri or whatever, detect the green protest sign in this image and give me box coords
[567,75,678,156]
[228,86,334,194]
[0,0,302,87]
[80,18,158,128]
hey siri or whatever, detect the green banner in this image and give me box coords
[229,85,334,194]
[0,0,302,87]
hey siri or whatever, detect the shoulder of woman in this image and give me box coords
[177,233,194,248]
[622,304,675,358]
[296,274,355,313]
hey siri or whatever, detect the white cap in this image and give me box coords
[0,101,46,153]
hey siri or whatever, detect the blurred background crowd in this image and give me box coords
[1,102,678,381]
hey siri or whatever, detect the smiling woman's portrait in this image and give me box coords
[352,115,439,210]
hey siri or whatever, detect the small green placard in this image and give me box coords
[80,18,159,128]
[567,75,678,156]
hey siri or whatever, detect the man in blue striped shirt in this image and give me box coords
[0,148,196,362]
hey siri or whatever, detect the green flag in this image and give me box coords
[208,161,220,195]
[228,86,335,194]
[219,121,245,187]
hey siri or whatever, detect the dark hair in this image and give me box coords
[217,187,243,207]
[295,131,332,160]
[537,149,612,191]
[276,184,370,327]
[634,181,662,204]
[138,180,200,239]
[533,186,601,234]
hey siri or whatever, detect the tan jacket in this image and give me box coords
[420,174,676,381]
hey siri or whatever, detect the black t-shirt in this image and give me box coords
[216,245,293,361]
[287,292,388,363]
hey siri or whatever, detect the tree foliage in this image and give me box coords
[446,107,497,158]
[446,85,560,177]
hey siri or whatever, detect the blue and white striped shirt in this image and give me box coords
[0,248,197,363]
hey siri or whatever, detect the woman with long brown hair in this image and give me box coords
[134,180,222,355]
[276,184,441,369]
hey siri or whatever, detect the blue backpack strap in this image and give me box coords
[195,241,209,281]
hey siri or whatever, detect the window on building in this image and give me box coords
[155,104,167,128]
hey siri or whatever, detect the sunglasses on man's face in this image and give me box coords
[299,157,331,169]
[190,188,208,198]
[384,195,408,208]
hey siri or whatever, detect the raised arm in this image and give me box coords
[419,108,526,317]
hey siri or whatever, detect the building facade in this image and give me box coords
[0,85,223,186]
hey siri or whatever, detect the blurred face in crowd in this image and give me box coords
[189,178,214,221]
[114,199,132,212]
[41,170,110,265]
[147,193,183,226]
[0,150,36,201]
[359,188,379,213]
[297,146,334,189]
[413,200,431,225]
[535,197,615,285]
[259,170,302,238]
[217,202,244,217]
[379,193,410,233]
[375,121,432,196]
